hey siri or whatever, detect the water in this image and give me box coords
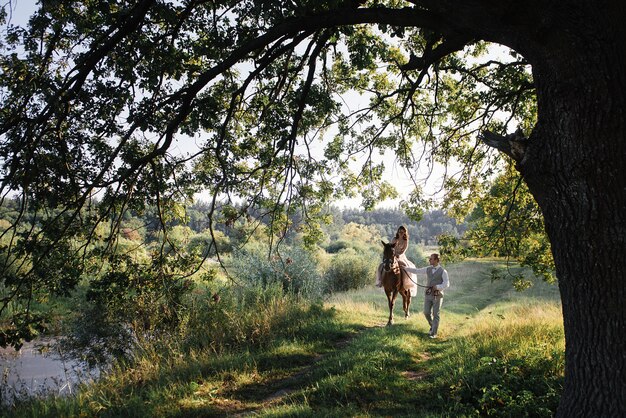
[0,339,97,405]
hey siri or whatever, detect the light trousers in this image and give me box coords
[423,293,444,335]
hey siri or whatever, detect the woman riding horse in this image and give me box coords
[380,240,413,326]
[376,226,417,297]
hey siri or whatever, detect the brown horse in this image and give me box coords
[380,240,412,326]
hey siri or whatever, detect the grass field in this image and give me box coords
[4,259,564,417]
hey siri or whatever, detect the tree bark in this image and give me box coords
[507,7,626,416]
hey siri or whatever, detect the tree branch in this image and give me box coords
[480,128,528,163]
[401,32,473,71]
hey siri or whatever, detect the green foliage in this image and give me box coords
[0,4,550,384]
[447,355,562,416]
[0,0,541,345]
[1,191,460,352]
[60,251,196,366]
[437,232,468,263]
[2,5,616,415]
[5,259,563,417]
[187,229,232,257]
[230,243,324,299]
[0,0,535,227]
[181,284,332,353]
[324,221,382,254]
[323,249,378,293]
[464,165,555,283]
[339,207,463,246]
[1,230,82,348]
[324,239,352,254]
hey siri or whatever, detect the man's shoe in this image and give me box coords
[429,334,437,339]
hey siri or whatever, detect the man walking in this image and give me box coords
[403,253,449,338]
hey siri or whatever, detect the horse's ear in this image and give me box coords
[390,242,396,247]
[381,240,387,246]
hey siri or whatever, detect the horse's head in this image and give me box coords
[381,240,396,272]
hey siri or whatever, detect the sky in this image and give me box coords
[4,0,36,25]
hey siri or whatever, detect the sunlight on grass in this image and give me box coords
[326,286,390,326]
[313,258,565,417]
[265,340,317,357]
[5,259,565,417]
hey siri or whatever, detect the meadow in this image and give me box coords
[3,259,564,417]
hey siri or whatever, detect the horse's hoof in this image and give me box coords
[386,320,394,326]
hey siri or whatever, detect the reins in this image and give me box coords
[384,255,429,288]
[397,263,441,296]
[382,251,437,294]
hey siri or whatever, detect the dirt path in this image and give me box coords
[233,330,367,416]
[231,321,431,416]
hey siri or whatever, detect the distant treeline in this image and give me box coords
[180,201,464,246]
[0,197,463,248]
[337,207,465,245]
[180,202,467,245]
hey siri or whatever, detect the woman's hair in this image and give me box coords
[395,225,409,239]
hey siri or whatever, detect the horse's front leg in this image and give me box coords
[386,290,398,326]
[401,272,412,319]
[403,291,411,319]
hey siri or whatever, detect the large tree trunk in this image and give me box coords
[514,10,626,416]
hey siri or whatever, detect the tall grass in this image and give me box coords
[429,301,564,416]
[3,283,338,417]
[4,258,564,417]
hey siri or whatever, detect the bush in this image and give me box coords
[325,239,351,254]
[447,355,562,417]
[230,243,323,299]
[323,249,378,293]
[406,244,426,266]
[59,253,195,366]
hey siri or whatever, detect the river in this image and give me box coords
[0,339,98,405]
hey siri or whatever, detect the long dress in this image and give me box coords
[391,235,418,296]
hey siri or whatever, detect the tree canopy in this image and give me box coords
[0,0,535,247]
[2,1,626,415]
[0,0,542,349]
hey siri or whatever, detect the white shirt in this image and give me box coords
[403,265,450,291]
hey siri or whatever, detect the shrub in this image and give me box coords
[406,244,426,266]
[447,355,562,417]
[323,249,378,293]
[325,239,351,254]
[59,253,195,366]
[230,243,323,299]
